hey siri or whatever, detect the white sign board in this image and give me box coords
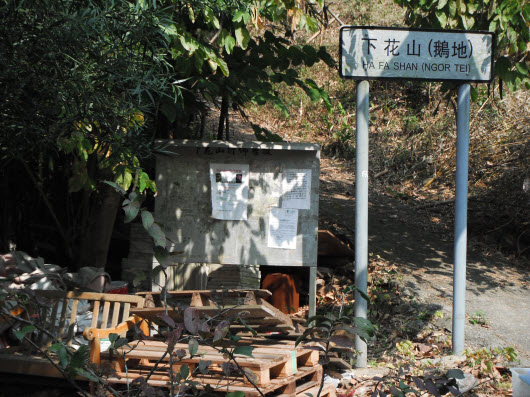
[340,27,494,82]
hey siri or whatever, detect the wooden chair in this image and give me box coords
[0,290,146,379]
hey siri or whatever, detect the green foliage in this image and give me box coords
[464,346,518,375]
[394,0,530,91]
[13,325,35,341]
[371,369,465,397]
[468,310,489,326]
[1,0,333,266]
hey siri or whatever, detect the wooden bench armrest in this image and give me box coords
[82,314,146,341]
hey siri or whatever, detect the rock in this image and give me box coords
[456,373,479,393]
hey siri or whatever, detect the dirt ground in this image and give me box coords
[318,157,530,367]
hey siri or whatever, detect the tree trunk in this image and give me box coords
[217,95,229,140]
[77,182,121,270]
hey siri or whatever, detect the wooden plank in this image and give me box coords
[111,302,120,327]
[100,301,111,329]
[55,297,68,342]
[122,302,131,320]
[35,290,144,305]
[107,365,322,396]
[66,298,79,345]
[91,300,100,328]
[136,289,272,299]
[130,305,277,323]
[0,353,83,380]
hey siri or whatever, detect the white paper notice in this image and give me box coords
[210,163,249,220]
[268,208,298,249]
[281,169,311,209]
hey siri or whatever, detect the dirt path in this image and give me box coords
[319,157,530,366]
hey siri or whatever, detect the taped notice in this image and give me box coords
[268,208,298,249]
[210,163,249,220]
[281,169,311,210]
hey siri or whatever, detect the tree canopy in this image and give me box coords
[394,0,530,92]
[0,0,334,266]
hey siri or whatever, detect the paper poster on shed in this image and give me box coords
[268,208,298,249]
[281,169,311,210]
[210,163,249,220]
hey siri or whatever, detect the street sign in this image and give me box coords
[340,27,494,82]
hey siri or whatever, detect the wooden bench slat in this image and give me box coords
[91,301,100,328]
[66,298,79,345]
[123,302,131,321]
[111,302,120,327]
[101,301,111,329]
[56,298,68,341]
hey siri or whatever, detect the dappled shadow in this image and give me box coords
[318,167,528,298]
[145,140,320,292]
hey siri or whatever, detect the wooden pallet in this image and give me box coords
[294,382,336,397]
[108,364,322,396]
[102,338,321,395]
[133,290,295,332]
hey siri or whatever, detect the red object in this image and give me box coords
[261,273,299,314]
[106,281,129,294]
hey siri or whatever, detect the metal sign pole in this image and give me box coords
[340,26,494,365]
[355,80,369,368]
[452,83,471,354]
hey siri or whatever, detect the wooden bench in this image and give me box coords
[0,290,146,378]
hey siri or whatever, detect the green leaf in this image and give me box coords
[226,392,245,397]
[243,11,251,24]
[224,35,236,54]
[75,368,100,382]
[180,364,190,379]
[232,10,245,22]
[516,62,529,76]
[180,34,198,53]
[448,0,457,16]
[198,359,211,374]
[235,27,250,50]
[49,343,69,368]
[13,325,35,341]
[141,210,154,231]
[123,200,140,223]
[437,0,448,9]
[153,246,169,267]
[184,307,199,334]
[148,222,166,247]
[138,171,148,193]
[116,170,133,191]
[204,7,220,29]
[352,317,376,341]
[69,344,89,370]
[233,346,254,357]
[302,45,318,66]
[213,320,230,342]
[436,10,448,27]
[156,312,175,328]
[216,57,229,77]
[188,338,199,356]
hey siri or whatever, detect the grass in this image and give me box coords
[245,0,530,265]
